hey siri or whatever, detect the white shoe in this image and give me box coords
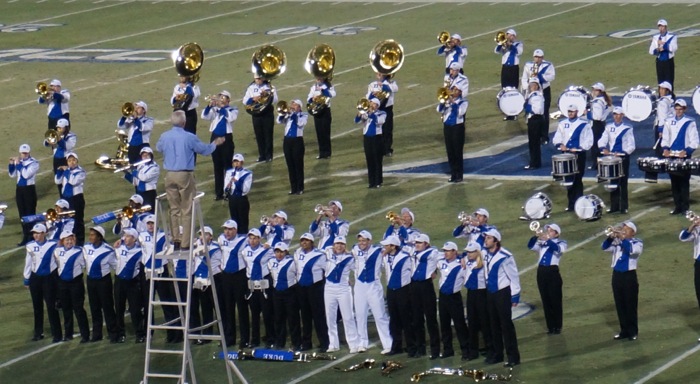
[381,348,392,355]
[326,347,340,353]
[358,347,367,353]
[349,348,359,354]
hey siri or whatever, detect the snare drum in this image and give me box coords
[552,153,578,187]
[597,156,623,180]
[621,86,656,122]
[522,192,553,220]
[557,86,590,115]
[692,86,700,114]
[497,87,525,116]
[667,158,691,175]
[636,157,666,183]
[574,194,605,221]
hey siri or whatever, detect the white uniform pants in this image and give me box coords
[324,283,359,350]
[353,280,393,350]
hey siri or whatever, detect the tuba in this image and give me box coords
[248,45,286,114]
[121,102,135,117]
[305,44,335,115]
[495,31,508,46]
[437,30,450,46]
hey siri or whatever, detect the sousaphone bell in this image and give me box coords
[305,44,335,115]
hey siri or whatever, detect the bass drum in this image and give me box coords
[692,86,700,114]
[557,86,589,116]
[621,86,656,122]
[574,194,605,222]
[497,87,524,116]
[522,192,552,220]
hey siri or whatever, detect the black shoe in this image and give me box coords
[196,339,211,345]
[63,336,74,342]
[587,166,594,170]
[463,354,479,361]
[448,178,455,182]
[135,337,146,344]
[80,338,90,344]
[266,158,272,162]
[484,357,503,365]
[453,178,463,183]
[620,209,628,214]
[296,191,304,195]
[257,157,265,162]
[31,334,44,341]
[90,336,103,342]
[52,338,62,343]
[173,241,181,251]
[613,333,629,340]
[440,352,454,359]
[117,335,126,343]
[383,350,399,356]
[504,361,520,367]
[629,334,638,341]
[524,165,539,170]
[553,328,561,334]
[288,191,296,195]
[214,196,224,201]
[541,138,549,145]
[606,208,619,213]
[429,354,439,360]
[547,328,554,335]
[670,209,683,215]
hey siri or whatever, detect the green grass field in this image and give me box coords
[1,0,700,383]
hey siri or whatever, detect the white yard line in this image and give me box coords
[634,343,700,384]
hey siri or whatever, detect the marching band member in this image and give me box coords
[171,75,200,134]
[437,33,467,74]
[23,223,62,342]
[602,221,643,341]
[112,194,149,236]
[462,241,491,361]
[352,230,392,354]
[54,231,90,343]
[268,242,302,350]
[259,211,294,248]
[521,49,556,140]
[367,73,399,156]
[191,226,222,344]
[294,232,329,352]
[9,144,39,246]
[495,29,523,120]
[443,63,469,96]
[588,83,612,169]
[218,219,250,347]
[122,147,159,210]
[202,91,237,201]
[45,118,76,177]
[309,200,349,250]
[437,241,469,359]
[244,74,277,162]
[410,234,440,359]
[355,97,386,188]
[224,153,253,233]
[679,214,700,309]
[83,226,118,342]
[453,208,494,248]
[662,99,698,214]
[117,101,153,163]
[384,207,421,254]
[649,19,677,87]
[307,76,336,159]
[523,78,545,170]
[113,228,145,343]
[277,99,307,195]
[437,83,468,183]
[599,107,636,214]
[324,236,360,353]
[527,223,567,335]
[381,235,416,356]
[54,152,86,246]
[552,105,593,212]
[242,228,275,348]
[47,199,74,241]
[654,82,675,158]
[482,228,521,367]
[38,79,70,130]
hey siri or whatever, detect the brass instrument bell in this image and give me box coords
[304,44,335,81]
[437,30,450,46]
[0,204,7,214]
[369,40,404,77]
[173,42,204,83]
[252,45,286,80]
[380,360,403,376]
[686,210,699,223]
[437,87,451,104]
[314,204,329,214]
[276,100,289,114]
[121,102,135,117]
[35,82,51,98]
[457,211,471,222]
[495,31,507,45]
[385,211,399,222]
[356,98,370,113]
[44,129,62,146]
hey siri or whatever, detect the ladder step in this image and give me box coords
[150,324,187,331]
[145,373,186,379]
[151,300,188,306]
[157,251,193,260]
[187,334,222,341]
[152,276,189,282]
[146,348,185,355]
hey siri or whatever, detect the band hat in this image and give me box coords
[369,97,381,105]
[448,62,461,70]
[274,242,289,251]
[222,219,238,229]
[484,228,502,242]
[401,207,415,222]
[623,221,637,234]
[450,33,462,41]
[129,194,144,204]
[380,235,401,247]
[415,233,430,244]
[144,214,155,223]
[591,82,606,92]
[612,106,624,115]
[465,242,481,252]
[657,19,668,27]
[199,226,214,236]
[474,208,490,219]
[135,101,148,112]
[506,29,516,36]
[329,200,343,212]
[66,152,78,160]
[90,225,106,238]
[528,78,541,85]
[675,99,687,108]
[299,232,314,241]
[59,231,74,240]
[123,228,139,238]
[19,144,31,153]
[253,73,262,79]
[567,104,579,112]
[50,79,62,86]
[31,223,47,233]
[533,49,544,57]
[545,223,562,235]
[219,90,231,99]
[232,153,245,162]
[334,236,347,244]
[659,81,673,91]
[140,147,154,154]
[442,241,458,251]
[273,211,288,220]
[247,228,261,237]
[57,118,69,128]
[55,199,70,209]
[291,99,303,107]
[357,230,373,241]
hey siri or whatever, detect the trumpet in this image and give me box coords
[604,225,623,238]
[334,359,375,372]
[121,102,135,117]
[36,81,52,99]
[44,129,63,146]
[276,100,289,115]
[686,210,700,223]
[437,86,451,104]
[437,30,450,46]
[314,204,330,215]
[380,361,403,377]
[529,221,544,235]
[457,211,472,223]
[204,94,219,104]
[113,158,150,173]
[495,30,508,46]
[260,215,273,226]
[356,98,370,114]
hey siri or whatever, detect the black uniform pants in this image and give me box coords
[16,185,37,244]
[486,287,520,364]
[382,105,394,155]
[313,108,332,158]
[543,86,552,137]
[612,270,638,337]
[138,190,157,214]
[537,265,563,331]
[670,170,691,213]
[227,195,250,233]
[252,111,274,161]
[211,133,234,199]
[114,277,145,338]
[609,156,630,212]
[656,58,674,87]
[567,152,587,211]
[248,276,275,346]
[466,288,492,359]
[410,279,440,355]
[439,291,469,356]
[695,259,700,309]
[58,274,90,340]
[191,285,214,336]
[184,108,198,135]
[222,269,250,346]
[87,275,117,341]
[387,284,416,354]
[364,135,384,187]
[273,285,302,348]
[66,193,85,246]
[444,122,465,180]
[283,136,305,194]
[590,120,606,167]
[298,280,329,350]
[500,65,519,89]
[527,115,544,168]
[29,271,62,340]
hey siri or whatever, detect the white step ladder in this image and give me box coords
[141,192,247,384]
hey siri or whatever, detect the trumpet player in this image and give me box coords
[54,152,85,246]
[649,19,677,88]
[495,29,522,120]
[679,213,700,309]
[410,234,440,359]
[9,143,39,246]
[307,76,335,159]
[224,153,253,233]
[47,199,74,241]
[367,73,398,157]
[45,118,76,177]
[601,221,643,341]
[259,211,294,248]
[277,99,307,195]
[437,242,470,360]
[521,49,555,140]
[112,194,149,236]
[202,90,238,201]
[437,84,468,183]
[171,74,200,134]
[38,79,70,131]
[462,242,491,361]
[355,97,386,189]
[527,223,567,335]
[437,33,467,74]
[117,101,153,163]
[599,107,635,214]
[453,208,493,247]
[113,228,146,343]
[54,231,90,343]
[383,208,420,253]
[523,78,545,170]
[122,147,159,210]
[310,200,349,250]
[553,105,593,212]
[662,99,698,215]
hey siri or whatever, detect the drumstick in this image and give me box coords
[652,137,661,150]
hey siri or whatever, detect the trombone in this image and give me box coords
[113,158,150,173]
[91,205,152,224]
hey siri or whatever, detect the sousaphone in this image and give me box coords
[247,45,286,114]
[305,44,335,115]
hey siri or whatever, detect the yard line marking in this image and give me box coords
[485,182,503,190]
[217,80,230,86]
[688,3,696,6]
[584,184,599,192]
[406,84,420,89]
[345,178,363,185]
[634,343,700,384]
[652,3,662,6]
[142,79,158,85]
[535,184,550,191]
[0,341,63,369]
[632,186,648,194]
[287,343,377,384]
